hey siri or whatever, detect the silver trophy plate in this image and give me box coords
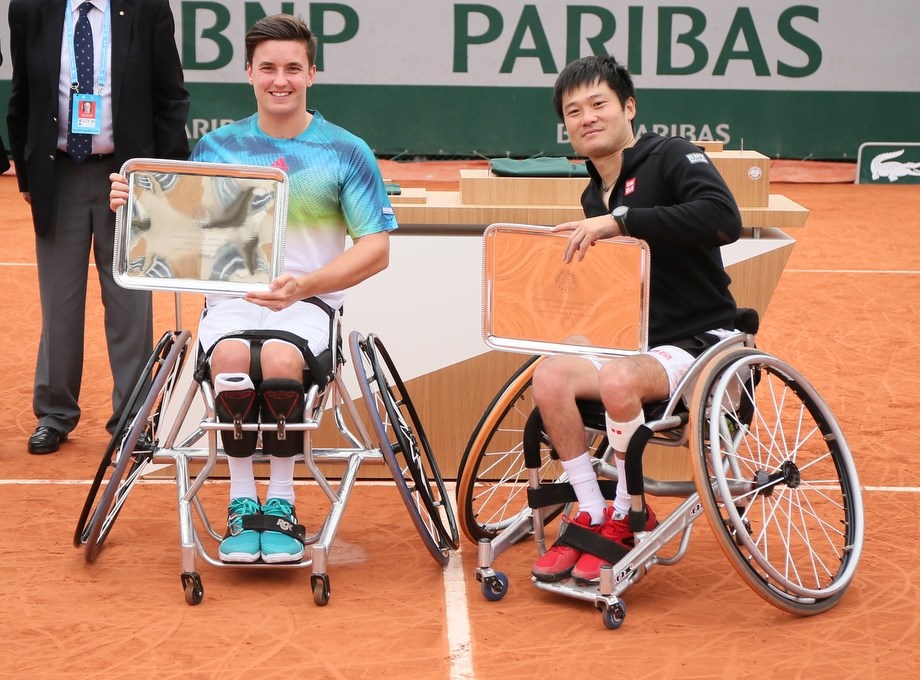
[113,158,289,294]
[483,223,650,357]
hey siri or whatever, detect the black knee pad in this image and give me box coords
[259,378,304,457]
[214,381,259,458]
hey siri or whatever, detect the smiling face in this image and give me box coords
[246,39,316,138]
[561,80,636,161]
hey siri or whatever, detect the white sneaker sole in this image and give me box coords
[219,550,262,563]
[261,548,305,564]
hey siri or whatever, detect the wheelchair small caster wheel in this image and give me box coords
[311,573,331,606]
[481,572,509,601]
[181,572,204,606]
[600,600,626,630]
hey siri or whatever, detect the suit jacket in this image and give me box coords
[6,0,190,236]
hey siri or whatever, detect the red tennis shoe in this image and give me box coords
[531,511,601,582]
[571,505,658,585]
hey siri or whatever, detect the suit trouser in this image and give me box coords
[33,152,153,434]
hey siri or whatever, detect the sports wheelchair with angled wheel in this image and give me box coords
[73,304,459,606]
[456,224,863,629]
[75,159,457,605]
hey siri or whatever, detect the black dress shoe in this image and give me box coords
[28,426,68,455]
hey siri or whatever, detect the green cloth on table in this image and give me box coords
[489,157,589,178]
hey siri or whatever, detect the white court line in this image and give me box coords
[6,479,914,491]
[0,478,402,485]
[442,481,474,680]
[444,545,474,680]
[0,262,95,270]
[862,486,920,493]
[785,268,920,275]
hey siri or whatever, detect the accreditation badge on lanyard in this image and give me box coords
[67,1,108,136]
[72,93,103,134]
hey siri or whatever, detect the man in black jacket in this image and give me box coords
[531,55,742,585]
[7,0,189,454]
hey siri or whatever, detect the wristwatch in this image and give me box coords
[612,205,630,236]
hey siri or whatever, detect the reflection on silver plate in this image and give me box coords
[482,223,650,358]
[113,158,289,294]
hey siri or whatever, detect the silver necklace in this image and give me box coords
[602,175,618,192]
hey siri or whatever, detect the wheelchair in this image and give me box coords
[73,300,459,606]
[460,225,863,629]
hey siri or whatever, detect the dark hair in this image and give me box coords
[552,55,636,120]
[245,14,318,67]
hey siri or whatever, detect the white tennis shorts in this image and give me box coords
[197,297,331,355]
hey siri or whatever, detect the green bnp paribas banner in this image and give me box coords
[2,1,918,160]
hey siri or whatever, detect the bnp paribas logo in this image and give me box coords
[857,143,920,184]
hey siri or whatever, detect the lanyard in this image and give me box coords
[65,0,110,93]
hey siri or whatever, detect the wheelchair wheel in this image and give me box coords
[455,357,608,545]
[690,347,864,615]
[75,330,191,562]
[350,331,459,565]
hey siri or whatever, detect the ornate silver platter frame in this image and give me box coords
[482,223,650,358]
[113,158,289,295]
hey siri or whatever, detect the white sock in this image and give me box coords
[613,456,631,517]
[561,452,606,525]
[267,455,296,504]
[226,456,257,501]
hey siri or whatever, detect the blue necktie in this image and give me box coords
[66,2,94,163]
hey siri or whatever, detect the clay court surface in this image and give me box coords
[0,162,918,679]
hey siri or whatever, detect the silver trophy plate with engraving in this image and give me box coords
[113,158,289,294]
[483,223,650,358]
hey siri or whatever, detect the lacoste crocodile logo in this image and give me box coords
[871,149,920,182]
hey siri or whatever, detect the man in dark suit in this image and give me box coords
[7,0,190,454]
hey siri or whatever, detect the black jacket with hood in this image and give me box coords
[582,133,743,346]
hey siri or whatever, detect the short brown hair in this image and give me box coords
[245,14,318,67]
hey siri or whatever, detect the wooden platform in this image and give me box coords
[389,145,808,232]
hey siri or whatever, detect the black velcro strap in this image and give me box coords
[241,514,307,543]
[557,523,632,565]
[301,295,335,319]
[234,330,327,386]
[526,480,619,509]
